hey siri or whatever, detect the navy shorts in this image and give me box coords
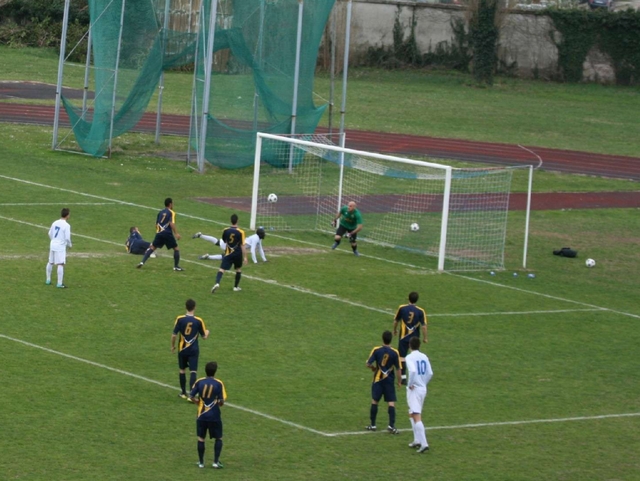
[178,351,199,371]
[152,233,177,250]
[197,419,223,439]
[220,251,242,270]
[398,339,412,358]
[336,225,357,241]
[371,378,397,403]
[129,240,151,255]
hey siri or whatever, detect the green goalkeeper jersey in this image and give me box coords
[339,205,363,230]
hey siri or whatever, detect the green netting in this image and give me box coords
[193,0,335,169]
[60,0,335,164]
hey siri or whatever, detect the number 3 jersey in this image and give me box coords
[173,314,207,354]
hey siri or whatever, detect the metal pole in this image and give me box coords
[154,0,172,144]
[82,26,92,116]
[288,0,304,173]
[523,165,533,269]
[52,0,72,150]
[336,0,352,211]
[253,0,266,134]
[186,1,203,166]
[328,4,336,136]
[197,0,219,173]
[338,0,352,148]
[108,0,127,156]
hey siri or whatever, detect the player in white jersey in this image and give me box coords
[193,227,267,264]
[46,208,72,288]
[405,337,433,453]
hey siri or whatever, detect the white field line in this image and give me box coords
[0,214,610,320]
[0,174,228,227]
[2,333,638,438]
[0,333,328,436]
[0,202,118,206]
[450,273,640,320]
[2,173,634,318]
[328,412,640,437]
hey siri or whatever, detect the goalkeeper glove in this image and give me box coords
[331,219,337,228]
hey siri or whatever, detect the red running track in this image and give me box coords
[1,101,639,181]
[2,101,639,209]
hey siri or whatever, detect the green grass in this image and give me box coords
[0,124,639,480]
[1,46,640,156]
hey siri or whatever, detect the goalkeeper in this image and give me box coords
[331,201,363,257]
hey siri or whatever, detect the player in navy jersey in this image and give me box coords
[137,197,183,271]
[211,214,248,294]
[365,330,402,434]
[171,299,209,399]
[189,361,227,469]
[125,226,153,255]
[393,291,428,385]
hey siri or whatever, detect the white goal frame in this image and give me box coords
[251,132,532,271]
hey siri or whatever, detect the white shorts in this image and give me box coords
[406,386,426,415]
[49,250,66,265]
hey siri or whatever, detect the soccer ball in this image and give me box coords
[267,193,278,203]
[585,258,596,268]
[410,223,420,232]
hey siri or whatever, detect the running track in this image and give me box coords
[1,82,639,187]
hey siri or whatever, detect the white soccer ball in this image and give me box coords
[267,193,278,203]
[585,258,596,268]
[410,223,420,232]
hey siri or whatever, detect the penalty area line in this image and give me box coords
[327,412,640,437]
[0,215,616,320]
[0,333,331,437]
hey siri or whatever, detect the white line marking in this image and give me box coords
[0,333,330,436]
[0,215,629,320]
[0,202,118,206]
[0,214,607,319]
[2,175,639,319]
[3,333,637,438]
[0,174,228,227]
[450,273,640,320]
[328,412,640,437]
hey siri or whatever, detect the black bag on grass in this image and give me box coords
[553,247,577,258]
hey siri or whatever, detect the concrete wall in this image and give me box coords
[332,0,616,81]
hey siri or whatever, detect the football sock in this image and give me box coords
[234,272,242,288]
[140,248,152,263]
[214,439,223,463]
[370,404,378,426]
[197,440,205,463]
[401,361,407,385]
[201,235,219,245]
[388,406,396,427]
[210,254,223,261]
[57,265,64,285]
[215,271,223,284]
[415,421,427,447]
[189,371,196,390]
[46,263,52,282]
[173,250,180,267]
[179,373,186,394]
[334,239,341,246]
[351,243,358,252]
[410,418,417,444]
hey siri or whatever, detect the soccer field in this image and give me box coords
[0,125,639,480]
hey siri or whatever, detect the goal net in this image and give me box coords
[251,133,529,271]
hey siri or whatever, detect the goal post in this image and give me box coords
[251,133,529,271]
